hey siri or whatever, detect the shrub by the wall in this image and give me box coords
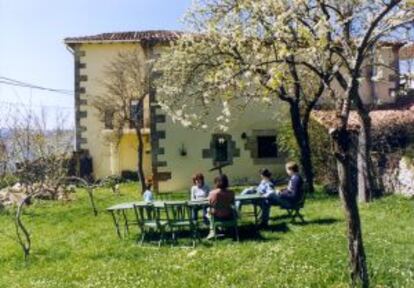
[277,119,338,189]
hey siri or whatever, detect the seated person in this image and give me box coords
[190,173,210,222]
[206,174,235,239]
[143,183,154,202]
[261,161,304,226]
[236,168,275,211]
[277,161,304,204]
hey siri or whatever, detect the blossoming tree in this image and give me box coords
[157,0,342,195]
[315,1,413,286]
[157,0,414,287]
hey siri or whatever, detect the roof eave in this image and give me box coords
[63,39,176,46]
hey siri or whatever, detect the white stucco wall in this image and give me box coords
[156,101,289,192]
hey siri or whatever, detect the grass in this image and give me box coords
[0,183,413,288]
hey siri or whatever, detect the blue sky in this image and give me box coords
[0,0,192,128]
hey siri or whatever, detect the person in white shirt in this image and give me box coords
[190,173,210,222]
[143,183,154,202]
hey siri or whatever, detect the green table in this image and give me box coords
[107,194,265,239]
[107,202,139,238]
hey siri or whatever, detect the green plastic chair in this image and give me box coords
[133,203,167,246]
[279,194,306,223]
[164,202,200,247]
[210,204,239,242]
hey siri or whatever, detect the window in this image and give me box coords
[104,110,114,129]
[257,136,278,158]
[214,135,229,163]
[203,134,239,166]
[129,100,143,128]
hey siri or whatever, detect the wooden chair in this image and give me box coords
[133,203,167,246]
[164,202,200,247]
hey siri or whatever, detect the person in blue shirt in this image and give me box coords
[143,183,154,202]
[260,161,304,226]
[236,168,276,212]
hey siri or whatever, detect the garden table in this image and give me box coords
[234,194,265,226]
[107,201,184,238]
[107,202,139,238]
[106,194,265,239]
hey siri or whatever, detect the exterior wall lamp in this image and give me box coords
[179,143,187,156]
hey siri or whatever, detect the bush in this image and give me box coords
[121,170,139,181]
[99,175,123,194]
[0,174,18,189]
[277,119,337,186]
[404,144,414,164]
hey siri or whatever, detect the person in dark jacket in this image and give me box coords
[278,161,304,203]
[261,161,304,226]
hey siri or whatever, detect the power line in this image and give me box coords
[0,100,73,110]
[0,76,74,94]
[0,79,73,96]
[0,76,74,96]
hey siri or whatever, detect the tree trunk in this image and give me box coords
[15,195,32,261]
[135,126,147,195]
[335,71,377,201]
[332,127,369,288]
[289,102,315,194]
[357,111,377,202]
[299,132,315,194]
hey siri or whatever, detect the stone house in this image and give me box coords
[64,30,408,192]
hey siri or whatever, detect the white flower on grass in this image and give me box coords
[187,250,198,257]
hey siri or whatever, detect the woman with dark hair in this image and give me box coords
[190,172,210,221]
[206,174,235,239]
[190,173,209,200]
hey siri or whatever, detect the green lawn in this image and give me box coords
[0,183,413,288]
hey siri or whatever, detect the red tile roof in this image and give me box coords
[64,30,184,45]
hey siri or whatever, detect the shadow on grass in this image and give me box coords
[258,222,290,234]
[179,224,270,243]
[270,214,341,227]
[292,218,340,226]
[128,223,282,248]
[114,217,339,249]
[237,224,276,241]
[103,216,340,251]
